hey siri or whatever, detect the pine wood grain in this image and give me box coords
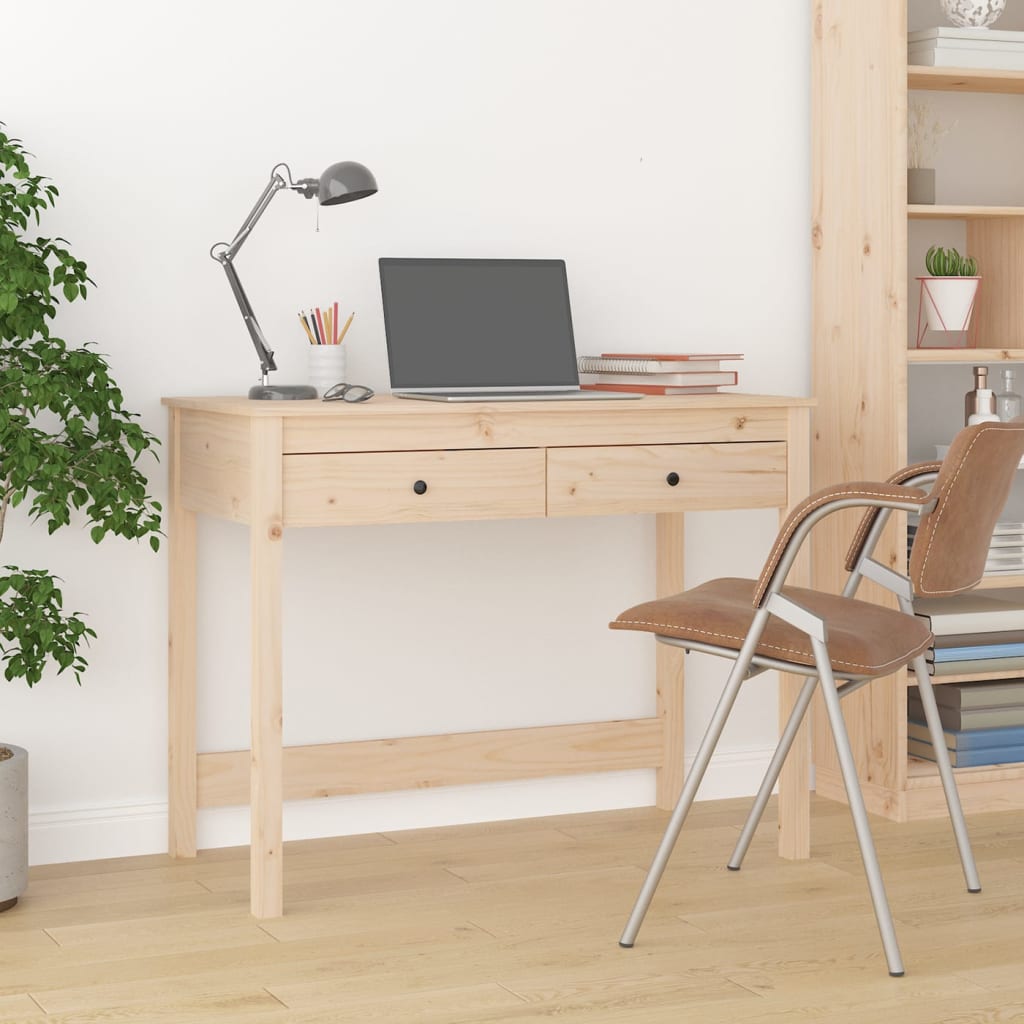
[1,797,1021,1023]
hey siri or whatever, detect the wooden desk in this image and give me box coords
[164,393,813,918]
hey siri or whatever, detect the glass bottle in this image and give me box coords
[967,389,1000,425]
[964,365,990,426]
[995,368,1023,422]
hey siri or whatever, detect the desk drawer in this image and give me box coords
[547,442,788,516]
[284,448,546,526]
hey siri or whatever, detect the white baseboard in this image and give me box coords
[29,746,785,866]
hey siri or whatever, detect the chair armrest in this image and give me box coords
[752,481,931,608]
[843,461,942,572]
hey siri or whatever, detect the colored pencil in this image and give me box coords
[337,311,354,344]
[333,300,339,344]
[315,306,326,346]
[298,313,316,345]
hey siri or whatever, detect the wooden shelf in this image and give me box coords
[909,204,1024,219]
[907,756,1024,783]
[909,65,1024,95]
[906,348,1024,363]
[911,667,1024,685]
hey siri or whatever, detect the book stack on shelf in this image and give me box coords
[914,587,1024,677]
[908,680,1024,768]
[577,352,742,395]
[908,26,1024,70]
[909,520,1024,578]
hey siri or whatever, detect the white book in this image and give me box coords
[915,588,1024,634]
[908,48,1024,70]
[909,27,1024,44]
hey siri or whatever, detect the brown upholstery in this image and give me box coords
[752,481,929,608]
[910,420,1024,597]
[844,461,943,572]
[611,577,933,677]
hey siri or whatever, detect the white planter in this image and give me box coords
[0,745,27,910]
[918,276,981,332]
[307,346,347,398]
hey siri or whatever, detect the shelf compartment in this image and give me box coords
[909,65,1024,95]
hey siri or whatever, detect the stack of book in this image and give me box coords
[909,520,1024,578]
[577,352,742,396]
[908,680,1024,768]
[908,26,1024,70]
[914,587,1024,677]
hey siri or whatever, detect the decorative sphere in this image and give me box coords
[941,0,1006,28]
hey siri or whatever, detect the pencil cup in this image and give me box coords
[307,346,346,398]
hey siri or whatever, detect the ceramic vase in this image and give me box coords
[941,0,1006,28]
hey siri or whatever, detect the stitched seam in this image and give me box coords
[844,462,941,572]
[754,486,926,606]
[917,425,1024,591]
[614,618,930,673]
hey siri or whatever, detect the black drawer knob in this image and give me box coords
[413,480,428,495]
[666,472,680,487]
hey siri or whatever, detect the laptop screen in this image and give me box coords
[379,258,581,391]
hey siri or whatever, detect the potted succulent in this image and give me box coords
[918,245,981,335]
[0,125,162,908]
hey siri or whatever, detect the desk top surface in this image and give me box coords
[162,393,814,417]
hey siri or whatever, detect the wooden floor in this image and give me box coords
[2,795,1024,1023]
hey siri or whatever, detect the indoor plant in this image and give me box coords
[0,124,162,908]
[918,244,981,335]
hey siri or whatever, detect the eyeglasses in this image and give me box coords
[322,382,375,403]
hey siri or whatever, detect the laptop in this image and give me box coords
[379,257,642,401]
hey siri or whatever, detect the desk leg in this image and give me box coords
[250,418,284,918]
[777,407,812,860]
[655,512,685,810]
[168,408,198,859]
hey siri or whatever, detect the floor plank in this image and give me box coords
[0,795,1021,1023]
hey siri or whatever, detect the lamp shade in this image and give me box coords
[318,161,378,206]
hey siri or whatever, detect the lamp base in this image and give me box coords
[247,384,318,401]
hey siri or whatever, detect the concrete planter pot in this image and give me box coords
[0,745,27,910]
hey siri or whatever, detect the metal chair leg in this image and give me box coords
[728,673,818,871]
[813,637,905,977]
[619,609,770,949]
[910,655,981,893]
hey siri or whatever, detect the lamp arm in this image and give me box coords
[219,258,276,377]
[210,166,305,382]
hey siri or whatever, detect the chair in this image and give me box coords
[610,418,1024,976]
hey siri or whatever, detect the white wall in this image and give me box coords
[3,0,811,864]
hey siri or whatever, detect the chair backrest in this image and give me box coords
[909,419,1024,598]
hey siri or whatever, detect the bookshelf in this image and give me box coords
[811,0,1024,822]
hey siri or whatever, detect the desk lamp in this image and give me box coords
[210,161,377,400]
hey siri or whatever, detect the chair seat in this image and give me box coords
[611,577,932,677]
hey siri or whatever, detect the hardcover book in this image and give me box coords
[929,642,1024,663]
[907,716,1024,750]
[929,679,1024,709]
[914,587,1024,635]
[907,693,1024,730]
[933,629,1024,649]
[580,370,737,388]
[907,737,1024,768]
[580,383,723,396]
[930,655,1024,677]
[577,356,736,375]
